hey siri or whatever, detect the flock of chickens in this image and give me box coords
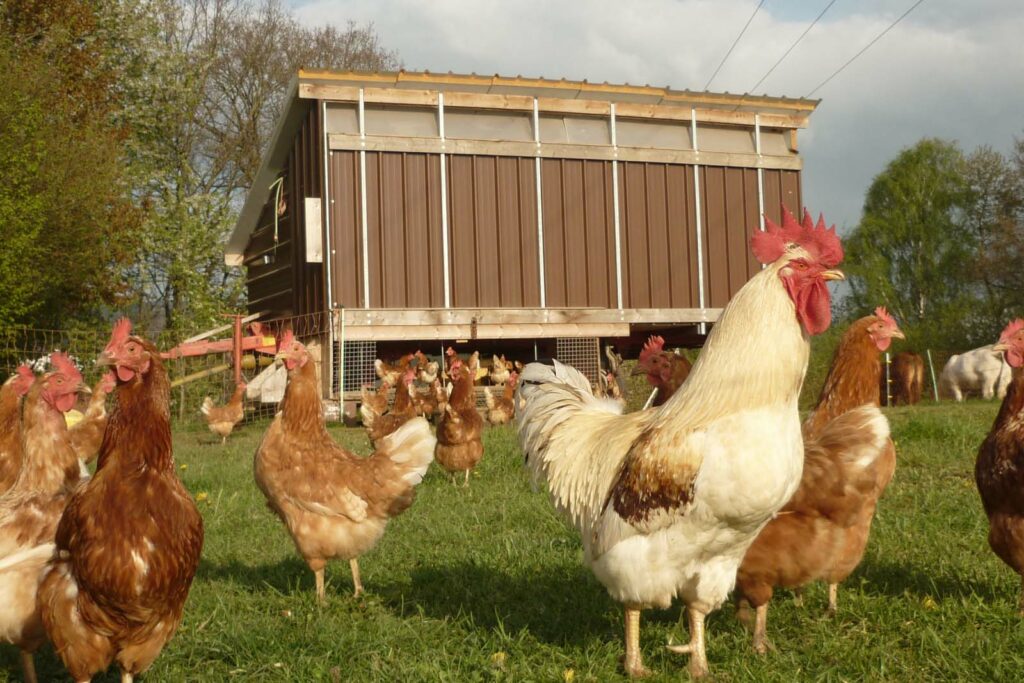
[4,206,1024,680]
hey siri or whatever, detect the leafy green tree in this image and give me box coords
[0,34,139,327]
[843,138,976,349]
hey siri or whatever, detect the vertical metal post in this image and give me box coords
[691,108,707,335]
[439,93,452,308]
[358,89,370,308]
[884,351,892,406]
[610,103,624,310]
[231,313,243,386]
[338,306,346,397]
[321,101,335,400]
[926,349,940,402]
[533,98,546,308]
[321,101,335,310]
[754,114,766,232]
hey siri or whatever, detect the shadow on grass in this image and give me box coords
[854,559,1002,602]
[0,645,124,683]
[198,556,312,595]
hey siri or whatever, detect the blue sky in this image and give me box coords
[287,0,1024,232]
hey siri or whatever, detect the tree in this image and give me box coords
[124,0,400,333]
[0,25,140,328]
[843,138,976,349]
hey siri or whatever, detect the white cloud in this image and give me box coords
[293,0,1024,230]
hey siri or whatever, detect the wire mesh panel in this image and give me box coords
[555,337,601,386]
[335,340,377,395]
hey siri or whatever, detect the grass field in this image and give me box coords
[4,399,1024,681]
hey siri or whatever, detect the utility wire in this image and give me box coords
[747,0,839,95]
[704,0,765,91]
[804,0,927,97]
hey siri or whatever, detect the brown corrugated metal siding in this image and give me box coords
[326,155,801,310]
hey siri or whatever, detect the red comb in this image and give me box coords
[110,317,133,345]
[874,306,897,329]
[999,319,1024,344]
[751,205,843,267]
[279,329,295,349]
[639,335,665,365]
[50,352,82,381]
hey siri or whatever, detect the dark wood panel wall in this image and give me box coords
[242,105,325,316]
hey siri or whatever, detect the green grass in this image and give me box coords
[5,400,1024,681]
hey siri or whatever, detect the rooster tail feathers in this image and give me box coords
[375,416,435,487]
[483,386,496,410]
[200,397,213,415]
[360,403,378,427]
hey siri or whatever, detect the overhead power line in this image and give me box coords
[804,0,927,97]
[747,0,839,95]
[704,0,765,91]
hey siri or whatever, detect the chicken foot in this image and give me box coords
[19,650,37,683]
[666,607,709,679]
[350,558,365,598]
[623,605,650,678]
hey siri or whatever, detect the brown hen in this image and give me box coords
[0,354,84,683]
[976,319,1024,612]
[201,381,246,444]
[632,335,692,406]
[38,320,204,683]
[484,372,518,425]
[736,308,903,652]
[435,358,484,486]
[255,330,435,600]
[68,371,116,465]
[362,369,418,447]
[0,365,34,495]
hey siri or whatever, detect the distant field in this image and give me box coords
[4,399,1024,682]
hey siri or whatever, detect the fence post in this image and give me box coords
[925,349,939,402]
[884,351,892,406]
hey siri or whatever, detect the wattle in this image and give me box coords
[876,336,892,352]
[1008,348,1023,368]
[117,365,136,382]
[56,392,77,413]
[792,279,832,336]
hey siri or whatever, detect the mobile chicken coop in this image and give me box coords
[225,70,818,403]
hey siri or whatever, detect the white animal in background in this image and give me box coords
[939,344,1011,401]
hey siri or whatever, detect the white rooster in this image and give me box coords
[515,207,844,678]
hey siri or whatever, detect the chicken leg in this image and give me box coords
[315,567,326,603]
[623,605,650,678]
[666,607,709,679]
[121,671,134,683]
[463,470,470,487]
[350,558,364,597]
[20,650,37,683]
[752,604,769,654]
[828,582,838,614]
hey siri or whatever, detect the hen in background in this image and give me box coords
[201,380,247,444]
[362,369,417,447]
[484,372,518,425]
[632,335,692,407]
[0,354,85,683]
[375,353,415,386]
[39,319,204,683]
[68,371,116,465]
[0,365,35,495]
[516,207,843,677]
[976,319,1024,612]
[436,356,484,486]
[360,381,391,418]
[736,308,903,652]
[255,331,434,600]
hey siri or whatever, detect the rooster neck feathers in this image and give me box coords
[655,260,810,428]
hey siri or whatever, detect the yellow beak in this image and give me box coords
[821,269,845,281]
[891,329,906,340]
